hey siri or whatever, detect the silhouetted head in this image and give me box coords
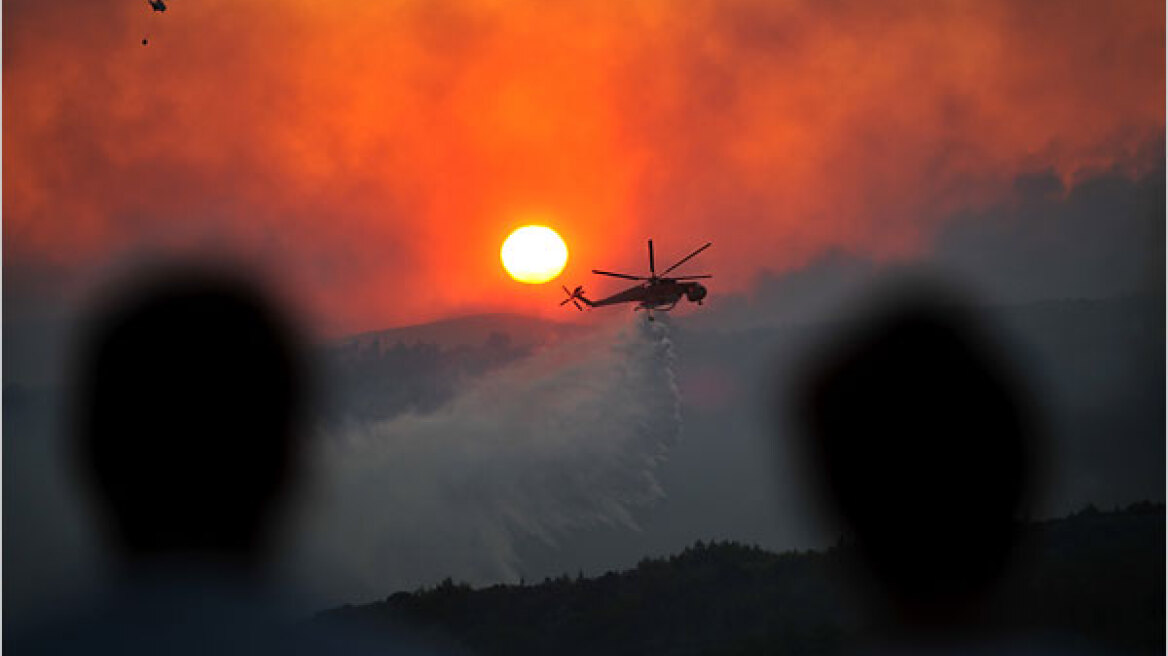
[795,280,1036,626]
[73,268,306,566]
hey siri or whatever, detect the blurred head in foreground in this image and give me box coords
[795,277,1037,629]
[72,267,306,570]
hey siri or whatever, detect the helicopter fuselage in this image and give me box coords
[590,279,707,311]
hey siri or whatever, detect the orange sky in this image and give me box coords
[4,0,1163,334]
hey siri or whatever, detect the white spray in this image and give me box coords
[291,317,681,602]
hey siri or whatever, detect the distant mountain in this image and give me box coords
[319,314,595,424]
[337,313,594,354]
[320,503,1165,656]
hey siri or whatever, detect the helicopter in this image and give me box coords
[561,240,711,320]
[142,0,168,45]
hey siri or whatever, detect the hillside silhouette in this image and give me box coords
[321,502,1164,655]
[319,314,591,424]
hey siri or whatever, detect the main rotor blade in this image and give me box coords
[671,275,713,280]
[661,242,712,276]
[572,300,583,311]
[560,297,573,306]
[592,269,647,281]
[648,239,655,277]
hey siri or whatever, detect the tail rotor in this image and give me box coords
[560,285,585,311]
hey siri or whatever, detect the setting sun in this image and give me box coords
[501,225,569,284]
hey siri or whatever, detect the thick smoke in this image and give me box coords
[290,317,681,602]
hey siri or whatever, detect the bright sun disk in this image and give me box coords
[501,225,568,284]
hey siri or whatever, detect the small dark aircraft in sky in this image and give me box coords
[142,0,168,45]
[561,240,711,320]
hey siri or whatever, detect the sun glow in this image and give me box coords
[501,225,569,284]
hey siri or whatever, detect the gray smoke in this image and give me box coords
[289,317,681,602]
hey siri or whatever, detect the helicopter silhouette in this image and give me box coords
[561,240,711,320]
[142,0,168,45]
